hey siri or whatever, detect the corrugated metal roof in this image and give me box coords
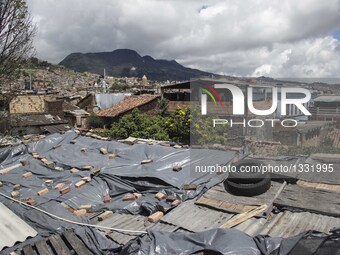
[96,213,178,245]
[274,183,340,216]
[10,114,68,127]
[232,210,340,237]
[40,124,72,134]
[234,217,268,236]
[161,200,234,232]
[0,202,38,251]
[95,93,132,109]
[260,211,340,237]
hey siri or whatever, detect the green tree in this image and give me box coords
[189,104,228,145]
[110,109,169,141]
[88,114,104,128]
[0,0,36,85]
[98,105,228,145]
[158,98,169,116]
[166,106,190,144]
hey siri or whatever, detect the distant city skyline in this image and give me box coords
[27,0,340,78]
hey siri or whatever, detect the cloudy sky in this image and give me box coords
[27,0,340,78]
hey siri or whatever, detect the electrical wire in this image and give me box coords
[0,192,147,234]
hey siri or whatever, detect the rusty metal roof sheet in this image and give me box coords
[96,213,178,245]
[0,202,38,251]
[232,210,340,238]
[233,217,268,236]
[259,211,340,238]
[161,200,234,232]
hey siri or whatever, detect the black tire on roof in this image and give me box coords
[228,159,265,184]
[225,174,271,196]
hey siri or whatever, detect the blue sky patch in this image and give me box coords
[332,29,340,40]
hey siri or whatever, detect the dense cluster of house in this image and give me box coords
[1,76,340,151]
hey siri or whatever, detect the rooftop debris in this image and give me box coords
[141,159,153,164]
[148,211,164,223]
[155,192,166,201]
[22,172,32,178]
[54,183,64,190]
[75,180,86,188]
[98,211,113,221]
[122,194,136,201]
[37,188,49,196]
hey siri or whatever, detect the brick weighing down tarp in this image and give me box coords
[0,130,237,214]
[0,130,237,253]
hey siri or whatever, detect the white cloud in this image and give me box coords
[252,64,272,77]
[26,0,340,77]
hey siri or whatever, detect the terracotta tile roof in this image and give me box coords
[97,94,160,117]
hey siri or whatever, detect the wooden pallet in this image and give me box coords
[20,230,93,255]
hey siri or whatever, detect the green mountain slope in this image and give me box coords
[59,49,212,81]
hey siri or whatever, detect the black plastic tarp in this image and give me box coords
[1,131,339,254]
[0,130,238,254]
[1,199,119,255]
[0,130,237,215]
[120,228,340,255]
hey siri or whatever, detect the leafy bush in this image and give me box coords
[190,104,228,145]
[158,98,169,116]
[110,109,169,140]
[165,106,190,143]
[88,115,104,128]
[98,105,228,145]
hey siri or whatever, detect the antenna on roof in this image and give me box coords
[103,69,107,93]
[29,73,32,90]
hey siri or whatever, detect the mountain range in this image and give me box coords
[59,49,212,81]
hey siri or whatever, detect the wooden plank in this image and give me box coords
[22,245,35,255]
[275,183,340,217]
[220,204,267,228]
[63,231,92,255]
[196,196,257,214]
[195,182,281,213]
[49,235,72,255]
[35,240,53,255]
[297,180,340,193]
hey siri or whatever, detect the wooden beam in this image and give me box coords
[35,239,53,255]
[220,204,267,228]
[49,235,72,255]
[63,231,92,255]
